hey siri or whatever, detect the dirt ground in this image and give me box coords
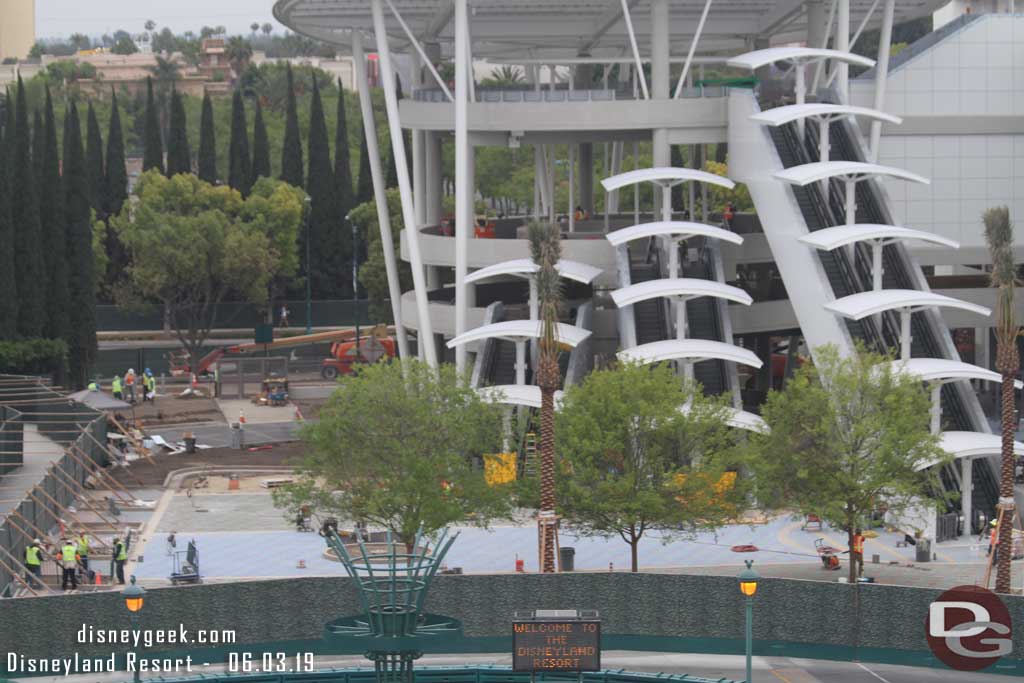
[117,394,224,427]
[107,441,306,487]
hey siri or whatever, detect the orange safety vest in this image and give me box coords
[990,527,1000,545]
[852,534,864,554]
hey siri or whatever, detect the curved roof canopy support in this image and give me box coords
[446,320,591,349]
[617,339,763,368]
[750,103,902,128]
[727,47,875,71]
[611,278,753,308]
[882,358,1024,389]
[477,385,564,410]
[679,403,769,434]
[824,290,991,321]
[799,225,959,251]
[464,258,602,285]
[775,162,930,187]
[915,431,1024,471]
[606,221,744,248]
[600,167,736,193]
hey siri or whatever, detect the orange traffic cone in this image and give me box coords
[239,410,246,425]
[94,571,102,586]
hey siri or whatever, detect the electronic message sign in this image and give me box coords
[512,620,601,672]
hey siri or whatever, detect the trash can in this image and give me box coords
[231,423,244,449]
[915,538,931,562]
[184,433,197,454]
[228,474,240,491]
[559,547,575,572]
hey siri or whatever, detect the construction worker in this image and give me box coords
[851,528,865,578]
[24,539,43,589]
[143,369,156,402]
[76,531,90,572]
[987,519,1000,565]
[112,374,123,401]
[723,202,735,228]
[279,305,290,328]
[87,380,99,391]
[112,537,127,585]
[56,538,80,591]
[124,369,137,404]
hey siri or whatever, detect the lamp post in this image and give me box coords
[738,559,760,683]
[304,196,313,334]
[122,575,146,683]
[348,213,360,359]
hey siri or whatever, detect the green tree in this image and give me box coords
[558,362,744,572]
[251,99,271,182]
[142,77,164,173]
[355,128,373,205]
[63,103,97,388]
[40,89,69,340]
[529,221,562,573]
[228,90,252,195]
[0,95,17,338]
[982,206,1018,595]
[747,345,948,584]
[111,35,138,55]
[12,77,45,337]
[225,36,253,78]
[103,90,129,294]
[84,102,105,215]
[166,88,191,176]
[353,189,410,323]
[111,171,302,370]
[275,359,512,551]
[306,78,341,298]
[333,82,355,227]
[197,92,217,184]
[279,64,304,188]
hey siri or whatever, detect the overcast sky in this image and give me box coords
[37,0,285,39]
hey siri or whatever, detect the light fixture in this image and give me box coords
[122,575,146,613]
[738,559,759,597]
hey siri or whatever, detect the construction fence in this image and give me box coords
[0,375,108,598]
[95,300,379,333]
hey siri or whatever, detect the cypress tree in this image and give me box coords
[142,77,164,173]
[198,92,218,183]
[334,85,356,272]
[280,64,304,188]
[31,110,44,193]
[385,146,398,188]
[355,128,373,205]
[40,89,69,340]
[251,99,271,182]
[85,102,105,216]
[306,77,340,298]
[166,88,191,176]
[0,99,16,339]
[12,77,46,337]
[104,89,128,218]
[63,103,97,388]
[228,90,252,195]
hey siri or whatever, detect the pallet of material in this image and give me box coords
[260,477,295,489]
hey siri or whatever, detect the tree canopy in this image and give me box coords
[275,359,513,551]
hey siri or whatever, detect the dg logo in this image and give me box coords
[926,585,1013,672]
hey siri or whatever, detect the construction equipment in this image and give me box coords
[169,539,201,585]
[815,538,842,571]
[254,377,289,406]
[168,328,392,377]
[320,324,398,379]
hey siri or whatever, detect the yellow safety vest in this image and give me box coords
[78,537,89,555]
[112,377,122,393]
[115,542,127,561]
[59,544,78,569]
[24,546,41,566]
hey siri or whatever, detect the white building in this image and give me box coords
[274,1,1024,542]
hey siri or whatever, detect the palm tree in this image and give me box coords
[983,206,1018,595]
[491,65,524,87]
[528,221,563,573]
[250,22,260,36]
[262,23,273,37]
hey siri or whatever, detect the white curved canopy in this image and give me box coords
[750,103,902,127]
[464,258,602,285]
[446,320,591,348]
[679,403,769,434]
[601,167,736,193]
[477,385,564,410]
[605,221,744,248]
[611,278,753,308]
[915,431,1024,471]
[825,290,991,320]
[799,225,959,251]
[882,358,1024,389]
[727,47,875,71]
[775,161,930,187]
[618,339,763,368]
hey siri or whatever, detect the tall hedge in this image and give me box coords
[11,77,45,337]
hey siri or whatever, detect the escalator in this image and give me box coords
[629,245,669,345]
[484,339,519,385]
[683,251,727,396]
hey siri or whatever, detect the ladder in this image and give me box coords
[522,432,538,477]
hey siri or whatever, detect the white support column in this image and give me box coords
[425,132,442,227]
[608,141,622,213]
[621,0,649,99]
[836,0,851,102]
[819,117,830,197]
[844,178,856,225]
[961,456,973,538]
[370,3,437,366]
[930,383,942,434]
[351,32,410,362]
[632,141,639,225]
[900,309,912,360]
[454,0,471,374]
[668,237,680,279]
[412,51,426,232]
[548,145,556,224]
[672,0,714,99]
[795,62,807,140]
[515,339,527,386]
[651,0,671,210]
[529,278,539,321]
[871,240,883,291]
[869,0,896,163]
